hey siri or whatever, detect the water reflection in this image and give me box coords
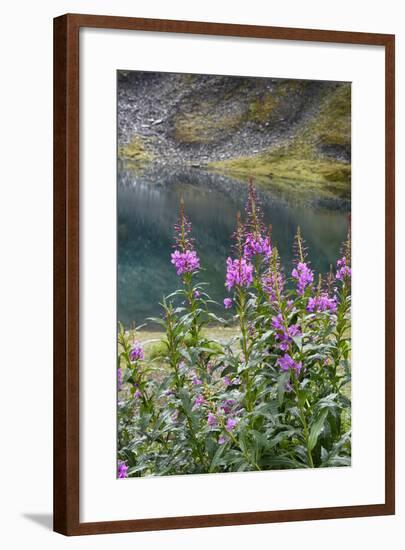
[118,163,349,327]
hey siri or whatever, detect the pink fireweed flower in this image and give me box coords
[289,325,301,337]
[223,297,233,309]
[225,257,254,291]
[207,412,218,427]
[279,323,301,352]
[219,399,236,415]
[130,341,144,362]
[262,273,284,302]
[221,376,240,388]
[271,313,284,331]
[277,353,302,375]
[336,256,352,280]
[225,418,238,432]
[262,252,285,303]
[193,394,205,408]
[243,233,272,259]
[118,460,129,479]
[307,293,337,313]
[271,314,301,352]
[134,388,142,399]
[291,262,314,295]
[192,376,202,386]
[117,367,123,390]
[285,381,293,393]
[218,435,226,445]
[193,290,201,299]
[171,249,200,276]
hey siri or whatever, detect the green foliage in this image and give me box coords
[147,340,168,360]
[117,186,351,476]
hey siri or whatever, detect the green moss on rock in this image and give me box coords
[173,103,244,144]
[209,154,350,189]
[209,83,351,191]
[118,136,153,165]
[248,93,277,122]
[314,84,351,147]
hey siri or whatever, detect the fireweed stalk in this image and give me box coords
[330,227,351,392]
[168,205,217,469]
[170,200,215,387]
[289,228,317,467]
[117,182,352,476]
[161,300,209,469]
[261,240,315,466]
[244,180,272,302]
[223,184,275,415]
[225,212,255,412]
[171,199,201,346]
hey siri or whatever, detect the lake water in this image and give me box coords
[118,163,350,328]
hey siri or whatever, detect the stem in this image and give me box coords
[293,378,314,468]
[237,288,252,412]
[331,283,350,394]
[185,412,207,468]
[184,274,199,345]
[301,412,315,468]
[164,302,207,469]
[226,428,261,471]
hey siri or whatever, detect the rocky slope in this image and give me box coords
[117,71,351,194]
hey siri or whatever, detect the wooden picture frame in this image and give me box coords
[53,13,395,536]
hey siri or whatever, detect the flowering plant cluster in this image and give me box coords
[117,181,351,477]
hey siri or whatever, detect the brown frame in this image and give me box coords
[53,13,395,536]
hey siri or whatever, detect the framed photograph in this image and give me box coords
[53,13,395,535]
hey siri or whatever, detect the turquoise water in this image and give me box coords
[117,163,349,328]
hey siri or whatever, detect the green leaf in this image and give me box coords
[297,389,309,408]
[277,371,291,406]
[179,349,192,363]
[178,388,193,416]
[146,316,166,328]
[308,409,329,451]
[265,428,297,450]
[261,455,304,469]
[320,446,329,465]
[292,334,302,349]
[209,444,226,472]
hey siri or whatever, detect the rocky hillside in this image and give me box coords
[118,72,351,194]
